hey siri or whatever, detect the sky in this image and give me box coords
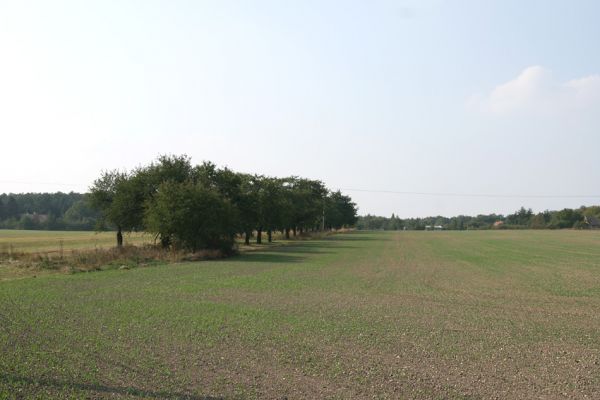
[1,0,599,218]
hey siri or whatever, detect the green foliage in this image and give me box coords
[529,213,547,229]
[89,171,135,232]
[237,174,261,240]
[357,206,596,231]
[144,181,236,252]
[257,177,289,235]
[506,207,533,226]
[62,199,100,225]
[548,208,583,229]
[583,206,600,218]
[6,196,20,219]
[85,154,358,251]
[287,178,328,232]
[325,191,358,229]
[1,155,358,249]
[0,193,97,230]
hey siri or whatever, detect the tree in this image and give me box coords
[89,171,138,247]
[145,155,196,189]
[255,177,288,243]
[529,213,547,229]
[192,164,260,245]
[19,214,36,230]
[89,155,198,247]
[287,178,328,234]
[548,208,583,229]
[84,154,360,249]
[144,181,236,252]
[458,217,464,230]
[506,207,533,226]
[63,197,100,228]
[325,191,358,230]
[5,196,19,219]
[237,174,261,245]
[203,166,244,243]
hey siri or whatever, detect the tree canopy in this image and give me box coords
[87,155,358,250]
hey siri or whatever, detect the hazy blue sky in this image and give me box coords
[1,0,599,217]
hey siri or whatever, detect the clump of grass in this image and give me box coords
[36,254,61,270]
[0,243,26,263]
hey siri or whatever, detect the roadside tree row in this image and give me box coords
[90,155,358,252]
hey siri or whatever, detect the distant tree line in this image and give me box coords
[0,192,99,230]
[89,155,358,252]
[357,206,600,231]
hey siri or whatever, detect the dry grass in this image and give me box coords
[0,243,228,280]
[0,229,151,254]
[0,230,336,280]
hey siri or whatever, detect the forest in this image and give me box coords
[0,192,98,230]
[357,206,600,231]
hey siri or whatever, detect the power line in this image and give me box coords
[1,180,599,200]
[339,188,600,199]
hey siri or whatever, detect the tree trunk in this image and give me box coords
[257,228,262,244]
[267,229,272,243]
[245,231,251,245]
[116,226,123,248]
[285,228,290,239]
[293,227,297,236]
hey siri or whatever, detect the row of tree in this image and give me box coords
[89,155,358,251]
[357,206,600,231]
[0,192,99,230]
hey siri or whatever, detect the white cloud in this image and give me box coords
[469,66,600,116]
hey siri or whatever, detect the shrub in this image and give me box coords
[144,181,237,253]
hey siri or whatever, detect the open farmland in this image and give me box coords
[0,229,150,254]
[2,230,600,399]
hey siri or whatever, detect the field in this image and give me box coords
[0,229,150,254]
[2,230,600,399]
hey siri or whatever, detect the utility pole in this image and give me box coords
[322,207,325,231]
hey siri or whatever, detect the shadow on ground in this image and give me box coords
[1,374,222,400]
[228,252,307,263]
[229,232,377,264]
[324,233,387,241]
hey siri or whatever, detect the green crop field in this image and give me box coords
[2,230,600,399]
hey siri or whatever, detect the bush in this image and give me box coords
[144,181,237,253]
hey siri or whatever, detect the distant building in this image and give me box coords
[493,221,504,228]
[584,216,600,229]
[434,225,443,231]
